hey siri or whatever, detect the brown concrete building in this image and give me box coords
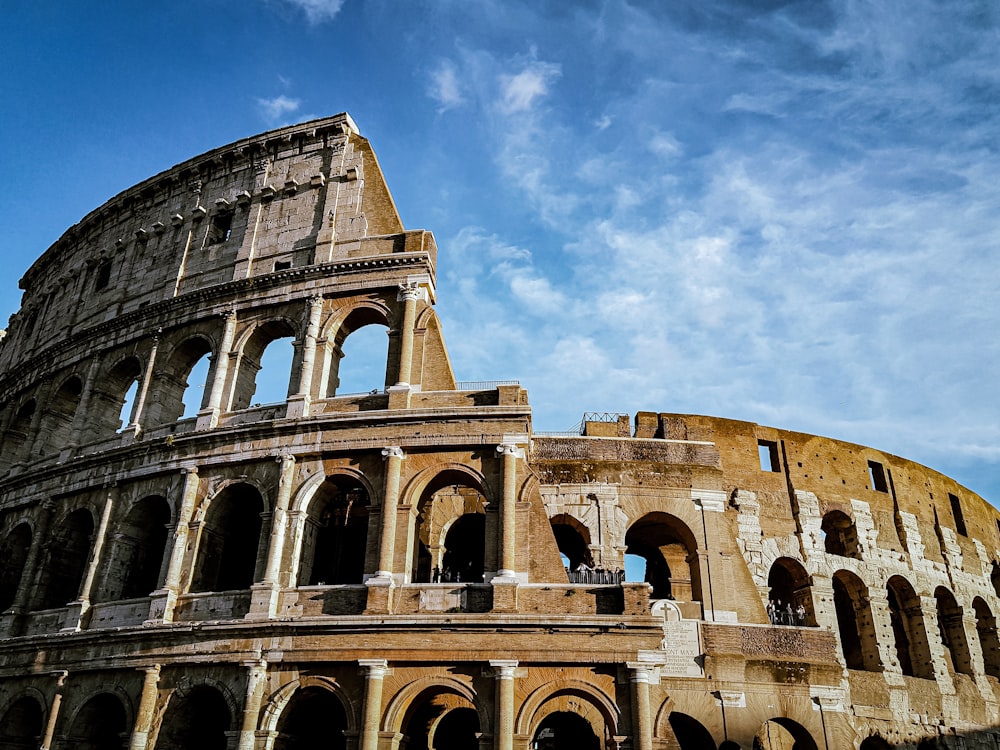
[0,113,998,750]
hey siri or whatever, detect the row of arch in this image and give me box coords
[767,557,1000,680]
[0,298,406,472]
[0,674,837,750]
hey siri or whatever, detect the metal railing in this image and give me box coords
[454,380,521,390]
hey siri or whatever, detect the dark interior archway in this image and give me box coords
[300,477,370,585]
[767,558,814,626]
[98,496,171,602]
[821,510,861,559]
[624,513,700,601]
[67,693,128,750]
[442,514,486,583]
[400,690,480,750]
[550,515,592,571]
[154,685,230,750]
[752,718,818,750]
[274,686,348,750]
[0,522,32,611]
[0,695,44,749]
[669,711,717,749]
[191,484,264,593]
[35,508,93,610]
[533,711,600,750]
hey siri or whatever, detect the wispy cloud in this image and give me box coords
[276,0,344,24]
[257,95,301,123]
[497,61,560,114]
[428,61,464,112]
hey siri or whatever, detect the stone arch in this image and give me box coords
[320,302,394,398]
[153,682,232,750]
[832,569,882,672]
[887,575,933,679]
[36,374,83,457]
[230,318,298,410]
[859,735,893,750]
[821,509,861,559]
[991,561,1000,599]
[153,335,214,425]
[382,675,486,740]
[934,586,973,676]
[297,473,372,585]
[64,691,131,750]
[668,711,718,749]
[190,482,265,593]
[0,520,32,611]
[97,495,172,602]
[33,506,95,610]
[259,676,358,736]
[766,557,814,626]
[551,514,593,571]
[624,512,701,602]
[753,717,818,750]
[515,679,620,740]
[90,355,144,437]
[973,596,1000,678]
[0,693,45,749]
[0,398,36,470]
[406,465,495,583]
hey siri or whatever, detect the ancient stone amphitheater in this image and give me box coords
[0,113,998,750]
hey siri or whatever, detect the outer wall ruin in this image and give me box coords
[0,113,998,750]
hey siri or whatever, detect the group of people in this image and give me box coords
[767,598,807,626]
[566,563,625,585]
[430,566,483,583]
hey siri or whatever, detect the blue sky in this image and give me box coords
[2,0,1000,503]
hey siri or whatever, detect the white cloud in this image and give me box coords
[428,61,464,112]
[257,95,301,123]
[497,61,560,114]
[278,0,344,24]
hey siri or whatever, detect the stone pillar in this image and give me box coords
[490,660,518,750]
[127,331,160,434]
[495,443,523,579]
[367,447,404,614]
[197,308,237,430]
[63,485,116,631]
[39,671,68,750]
[286,296,324,419]
[249,455,296,619]
[0,500,54,636]
[64,356,102,454]
[627,663,654,750]
[359,659,389,750]
[237,660,269,750]
[129,665,162,750]
[394,284,421,387]
[147,466,199,623]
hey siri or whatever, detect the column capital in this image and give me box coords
[308,294,325,308]
[382,446,405,459]
[359,659,390,678]
[275,454,296,466]
[51,670,69,687]
[180,464,199,477]
[489,660,519,678]
[626,663,655,683]
[397,283,425,302]
[138,664,161,677]
[496,444,525,459]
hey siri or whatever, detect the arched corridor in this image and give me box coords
[154,684,230,750]
[66,693,129,750]
[625,512,700,602]
[274,686,348,750]
[533,711,600,750]
[299,476,370,585]
[190,484,264,593]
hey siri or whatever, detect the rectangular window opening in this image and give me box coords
[758,440,780,472]
[949,493,968,536]
[274,260,292,272]
[868,460,888,493]
[94,259,112,291]
[207,212,233,245]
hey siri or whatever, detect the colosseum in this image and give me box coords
[0,112,998,750]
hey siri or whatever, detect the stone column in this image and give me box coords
[359,659,389,750]
[0,500,54,636]
[129,665,162,750]
[63,485,116,631]
[286,296,324,419]
[394,284,421,387]
[627,663,654,750]
[495,443,523,579]
[367,447,404,614]
[237,660,269,750]
[147,466,199,623]
[490,660,518,750]
[249,455,296,619]
[39,671,68,750]
[127,331,161,434]
[197,308,237,430]
[64,356,102,454]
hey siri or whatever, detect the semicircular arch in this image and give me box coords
[514,679,620,739]
[381,675,484,736]
[259,676,357,734]
[402,462,497,510]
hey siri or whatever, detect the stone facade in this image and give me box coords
[0,113,998,750]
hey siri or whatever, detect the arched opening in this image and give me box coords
[934,586,973,676]
[66,693,128,750]
[399,689,480,750]
[821,510,861,559]
[191,484,264,593]
[550,514,592,573]
[413,472,489,583]
[34,508,94,610]
[753,718,818,750]
[766,558,814,626]
[0,695,44,749]
[231,320,297,410]
[992,561,1000,599]
[37,376,83,456]
[832,569,882,672]
[299,477,370,586]
[533,711,600,750]
[0,399,36,470]
[97,496,171,602]
[89,357,143,438]
[624,513,700,602]
[859,736,893,750]
[973,597,1000,678]
[668,711,717,749]
[273,686,348,750]
[154,337,213,425]
[0,522,32,611]
[887,575,933,679]
[325,309,391,397]
[331,322,390,395]
[154,684,230,750]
